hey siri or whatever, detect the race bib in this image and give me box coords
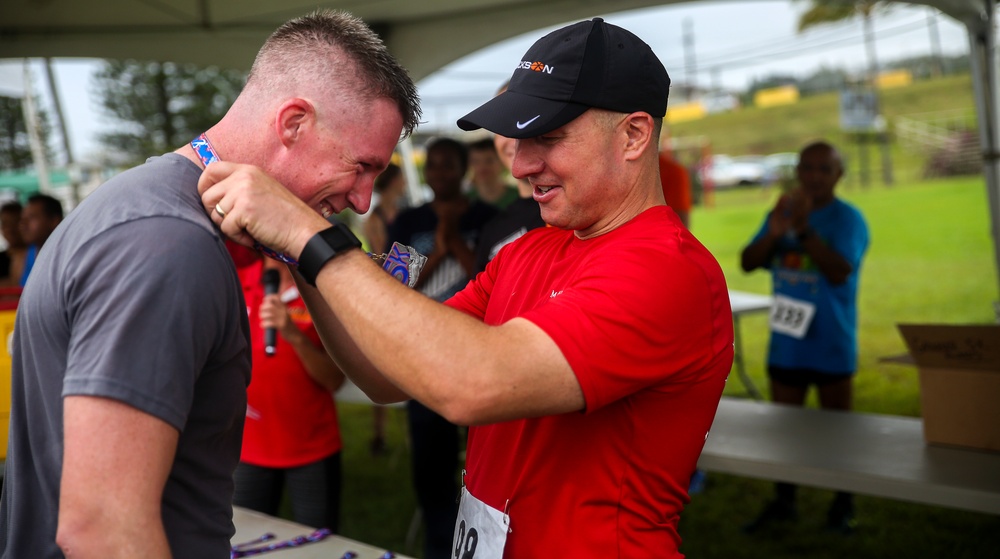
[769,295,816,339]
[452,486,509,559]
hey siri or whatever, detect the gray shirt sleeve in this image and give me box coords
[61,216,239,431]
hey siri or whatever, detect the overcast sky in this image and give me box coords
[1,0,970,164]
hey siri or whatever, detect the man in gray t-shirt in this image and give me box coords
[0,155,251,559]
[0,10,419,559]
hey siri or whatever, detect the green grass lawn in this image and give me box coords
[327,175,1000,558]
[702,176,998,415]
[670,73,977,184]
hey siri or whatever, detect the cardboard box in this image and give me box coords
[897,324,1000,453]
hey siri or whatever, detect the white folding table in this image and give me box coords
[728,290,773,400]
[699,397,1000,515]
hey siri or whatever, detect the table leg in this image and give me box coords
[732,314,764,400]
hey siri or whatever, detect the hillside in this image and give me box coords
[669,74,976,183]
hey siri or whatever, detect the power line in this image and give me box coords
[661,15,929,72]
[696,18,930,74]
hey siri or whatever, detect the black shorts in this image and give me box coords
[768,365,854,388]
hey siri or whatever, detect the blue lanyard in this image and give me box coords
[190,134,299,265]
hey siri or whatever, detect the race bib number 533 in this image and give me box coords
[769,295,816,339]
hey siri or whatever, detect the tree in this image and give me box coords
[797,1,894,86]
[93,60,245,165]
[797,1,896,187]
[0,94,52,171]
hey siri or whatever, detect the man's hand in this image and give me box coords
[785,188,813,233]
[432,199,465,257]
[198,162,329,259]
[767,195,793,238]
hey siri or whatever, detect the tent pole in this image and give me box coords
[21,60,51,193]
[965,1,1000,312]
[398,136,424,207]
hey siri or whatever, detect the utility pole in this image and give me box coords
[683,18,697,101]
[927,8,944,77]
[862,12,894,186]
[21,60,51,193]
[44,58,81,205]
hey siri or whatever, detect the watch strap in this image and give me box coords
[297,220,362,286]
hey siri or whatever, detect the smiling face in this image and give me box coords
[271,95,403,217]
[510,109,640,238]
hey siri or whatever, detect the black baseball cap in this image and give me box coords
[457,18,670,139]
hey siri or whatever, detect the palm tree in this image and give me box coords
[796,1,896,186]
[797,1,894,88]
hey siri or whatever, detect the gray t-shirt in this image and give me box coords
[0,154,251,558]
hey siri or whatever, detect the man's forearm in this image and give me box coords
[292,269,409,403]
[741,233,778,272]
[57,519,171,559]
[799,234,852,284]
[308,250,584,425]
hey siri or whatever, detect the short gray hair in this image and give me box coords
[247,10,421,137]
[591,109,663,149]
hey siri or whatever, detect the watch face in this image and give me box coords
[322,221,363,251]
[298,221,362,286]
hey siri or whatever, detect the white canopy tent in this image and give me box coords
[1,0,998,298]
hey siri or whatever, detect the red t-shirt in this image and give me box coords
[659,153,693,215]
[238,262,342,468]
[446,206,733,557]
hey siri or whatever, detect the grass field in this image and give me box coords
[669,73,977,184]
[325,175,1000,557]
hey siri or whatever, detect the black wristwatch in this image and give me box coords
[297,219,363,286]
[796,226,816,243]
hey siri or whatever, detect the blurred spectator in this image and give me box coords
[474,95,546,272]
[388,137,495,559]
[362,163,408,456]
[740,141,870,535]
[233,257,346,531]
[0,202,28,287]
[659,149,693,229]
[466,138,518,210]
[19,193,64,286]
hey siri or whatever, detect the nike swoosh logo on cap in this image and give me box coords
[516,115,541,129]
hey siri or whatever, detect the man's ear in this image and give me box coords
[622,112,655,162]
[274,98,315,148]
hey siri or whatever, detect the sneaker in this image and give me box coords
[825,502,857,535]
[742,499,798,534]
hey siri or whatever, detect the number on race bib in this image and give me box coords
[769,295,816,339]
[454,520,479,559]
[453,486,507,558]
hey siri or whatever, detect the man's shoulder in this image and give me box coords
[828,198,868,228]
[831,197,864,215]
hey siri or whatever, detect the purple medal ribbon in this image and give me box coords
[191,133,299,266]
[230,529,397,559]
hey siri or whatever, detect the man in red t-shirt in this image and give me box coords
[201,18,733,558]
[659,150,693,228]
